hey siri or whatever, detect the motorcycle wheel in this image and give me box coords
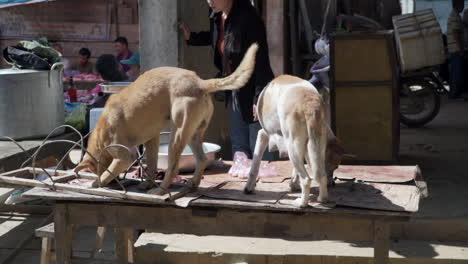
[399,78,441,128]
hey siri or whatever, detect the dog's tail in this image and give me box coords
[201,43,258,93]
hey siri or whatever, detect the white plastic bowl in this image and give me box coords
[158,142,221,172]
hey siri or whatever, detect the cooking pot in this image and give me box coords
[0,63,65,140]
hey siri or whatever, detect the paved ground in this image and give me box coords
[399,97,468,220]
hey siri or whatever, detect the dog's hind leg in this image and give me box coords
[244,129,269,194]
[286,135,310,208]
[289,167,301,192]
[138,135,160,190]
[187,120,210,189]
[307,132,328,203]
[148,121,198,195]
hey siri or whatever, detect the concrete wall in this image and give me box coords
[415,0,468,33]
[265,0,286,76]
[139,0,178,71]
[0,0,139,70]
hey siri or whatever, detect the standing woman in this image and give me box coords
[179,0,274,160]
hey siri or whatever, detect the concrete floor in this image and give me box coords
[399,97,468,220]
[0,97,467,263]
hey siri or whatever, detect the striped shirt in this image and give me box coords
[447,9,464,53]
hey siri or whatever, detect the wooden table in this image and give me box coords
[24,187,411,264]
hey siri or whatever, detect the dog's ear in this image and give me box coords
[328,137,345,156]
[329,138,357,159]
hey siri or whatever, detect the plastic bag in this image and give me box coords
[64,102,87,130]
[228,151,278,178]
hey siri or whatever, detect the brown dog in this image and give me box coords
[244,75,344,207]
[75,44,259,194]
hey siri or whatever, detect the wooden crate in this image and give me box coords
[330,31,400,163]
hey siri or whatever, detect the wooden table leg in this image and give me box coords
[40,237,52,264]
[115,227,135,263]
[373,220,390,264]
[93,226,107,257]
[54,204,73,264]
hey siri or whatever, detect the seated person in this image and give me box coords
[120,50,140,81]
[115,36,133,74]
[73,48,95,74]
[51,42,71,72]
[84,54,128,134]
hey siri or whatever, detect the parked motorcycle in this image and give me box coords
[399,68,443,128]
[309,36,443,128]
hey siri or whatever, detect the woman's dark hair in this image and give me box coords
[79,48,91,59]
[224,0,260,59]
[95,54,127,82]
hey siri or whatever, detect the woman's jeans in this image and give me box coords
[228,100,274,161]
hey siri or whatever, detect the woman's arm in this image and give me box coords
[187,31,212,46]
[179,22,212,46]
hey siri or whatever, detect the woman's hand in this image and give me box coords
[178,22,191,41]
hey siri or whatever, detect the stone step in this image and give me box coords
[134,232,468,264]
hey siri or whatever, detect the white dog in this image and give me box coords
[244,75,344,207]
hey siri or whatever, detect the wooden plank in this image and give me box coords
[373,220,390,264]
[115,228,135,263]
[0,187,14,202]
[62,202,400,241]
[71,257,130,264]
[173,181,225,208]
[0,204,52,214]
[54,204,72,264]
[191,198,410,220]
[93,227,106,257]
[23,188,123,202]
[35,222,55,239]
[40,237,53,264]
[333,165,419,183]
[24,184,411,221]
[203,181,289,204]
[0,173,169,204]
[295,180,419,212]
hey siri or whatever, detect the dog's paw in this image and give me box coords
[147,187,167,196]
[244,187,254,194]
[243,181,256,194]
[91,180,100,188]
[185,179,200,191]
[292,198,308,208]
[137,180,155,191]
[317,194,329,204]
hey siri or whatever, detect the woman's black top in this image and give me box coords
[187,0,274,124]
